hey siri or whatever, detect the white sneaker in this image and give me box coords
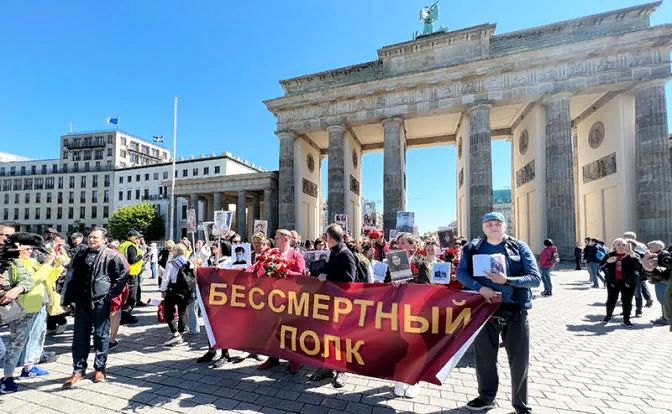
[405,383,420,398]
[393,382,408,397]
[163,333,183,346]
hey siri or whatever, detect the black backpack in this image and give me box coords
[353,253,369,283]
[167,259,197,300]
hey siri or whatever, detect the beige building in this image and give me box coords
[265,2,672,257]
[0,130,169,234]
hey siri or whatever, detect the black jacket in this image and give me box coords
[600,252,642,286]
[583,245,596,263]
[61,246,128,305]
[325,242,356,282]
[158,248,171,268]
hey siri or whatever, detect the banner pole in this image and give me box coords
[169,96,178,241]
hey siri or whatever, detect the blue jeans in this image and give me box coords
[187,298,200,334]
[634,278,652,311]
[588,262,605,287]
[151,262,158,279]
[1,312,36,377]
[72,298,111,374]
[17,306,47,367]
[654,282,668,320]
[540,268,553,294]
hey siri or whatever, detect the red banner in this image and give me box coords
[196,268,500,385]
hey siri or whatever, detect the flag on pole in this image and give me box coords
[104,117,119,125]
[152,135,164,143]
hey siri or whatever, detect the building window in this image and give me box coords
[46,177,54,189]
[2,180,10,191]
[14,208,19,220]
[127,190,132,200]
[73,152,81,161]
[84,162,90,171]
[118,176,124,184]
[83,150,92,160]
[31,166,36,175]
[24,179,32,190]
[35,193,41,203]
[95,149,103,160]
[80,206,85,219]
[154,172,159,180]
[41,165,47,174]
[57,192,63,204]
[145,173,149,181]
[10,167,16,176]
[120,150,126,158]
[159,186,164,196]
[175,171,177,178]
[24,208,30,220]
[135,189,140,200]
[136,174,140,182]
[20,166,26,175]
[63,164,68,173]
[25,193,30,204]
[3,194,8,204]
[57,207,62,219]
[73,163,79,172]
[182,169,187,177]
[35,208,40,220]
[14,194,19,204]
[34,178,43,190]
[3,208,8,220]
[52,164,57,173]
[95,161,101,170]
[68,207,74,219]
[80,191,86,203]
[204,167,209,175]
[106,161,112,169]
[144,189,149,199]
[127,175,132,182]
[103,190,109,202]
[69,176,75,189]
[46,207,51,220]
[104,175,110,187]
[46,192,52,203]
[69,191,74,204]
[63,151,68,159]
[0,167,4,176]
[92,175,98,188]
[182,205,187,219]
[107,148,112,157]
[118,191,123,201]
[193,168,198,176]
[92,191,97,203]
[58,177,63,189]
[163,171,168,179]
[214,166,220,174]
[103,206,109,218]
[81,176,86,188]
[91,206,97,219]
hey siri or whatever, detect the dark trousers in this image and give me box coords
[72,299,111,374]
[634,278,652,311]
[164,294,189,334]
[574,256,581,270]
[606,280,636,322]
[122,276,138,318]
[47,314,67,330]
[473,305,530,413]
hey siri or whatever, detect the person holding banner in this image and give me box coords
[456,212,540,414]
[256,229,305,374]
[119,230,144,325]
[308,223,356,388]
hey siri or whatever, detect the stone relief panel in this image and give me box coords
[588,121,605,149]
[352,150,358,169]
[583,152,617,184]
[350,175,360,195]
[302,178,318,198]
[516,159,536,188]
[307,154,315,173]
[519,129,529,155]
[459,168,464,188]
[457,137,463,159]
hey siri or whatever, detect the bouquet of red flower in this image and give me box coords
[253,248,290,279]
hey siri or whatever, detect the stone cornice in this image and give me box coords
[166,171,279,195]
[264,26,672,115]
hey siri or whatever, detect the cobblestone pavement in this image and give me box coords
[1,269,670,414]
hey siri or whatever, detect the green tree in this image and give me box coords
[108,203,165,242]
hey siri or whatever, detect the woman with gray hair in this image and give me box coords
[601,238,642,326]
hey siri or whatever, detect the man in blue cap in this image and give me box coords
[457,212,540,414]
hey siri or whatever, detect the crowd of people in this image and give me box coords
[1,213,670,414]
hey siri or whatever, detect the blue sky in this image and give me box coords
[1,0,670,233]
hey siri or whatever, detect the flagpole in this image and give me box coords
[169,96,178,241]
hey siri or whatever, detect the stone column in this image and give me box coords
[572,126,581,241]
[634,80,672,242]
[253,194,261,223]
[277,130,296,230]
[213,192,222,212]
[264,188,278,237]
[467,104,493,238]
[327,124,346,223]
[543,93,577,259]
[383,117,406,239]
[508,136,516,237]
[236,190,247,240]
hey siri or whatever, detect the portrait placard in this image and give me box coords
[253,220,268,236]
[231,243,252,269]
[396,212,415,234]
[335,214,347,230]
[472,254,507,277]
[387,251,412,281]
[431,263,452,284]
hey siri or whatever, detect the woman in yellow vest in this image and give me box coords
[119,230,144,325]
[0,233,55,394]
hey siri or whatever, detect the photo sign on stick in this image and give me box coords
[213,210,233,235]
[253,220,268,237]
[335,214,347,230]
[431,263,452,284]
[187,209,197,233]
[387,251,412,281]
[396,212,415,234]
[231,243,252,269]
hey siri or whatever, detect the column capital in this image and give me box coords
[631,78,670,93]
[466,102,493,115]
[275,129,297,140]
[382,117,404,128]
[326,123,346,134]
[541,91,573,105]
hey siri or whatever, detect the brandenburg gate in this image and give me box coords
[264,2,672,257]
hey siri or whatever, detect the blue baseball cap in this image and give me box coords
[482,212,505,223]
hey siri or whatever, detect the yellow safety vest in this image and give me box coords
[119,240,145,276]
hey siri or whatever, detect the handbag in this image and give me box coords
[0,298,26,326]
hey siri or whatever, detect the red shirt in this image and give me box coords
[615,253,626,280]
